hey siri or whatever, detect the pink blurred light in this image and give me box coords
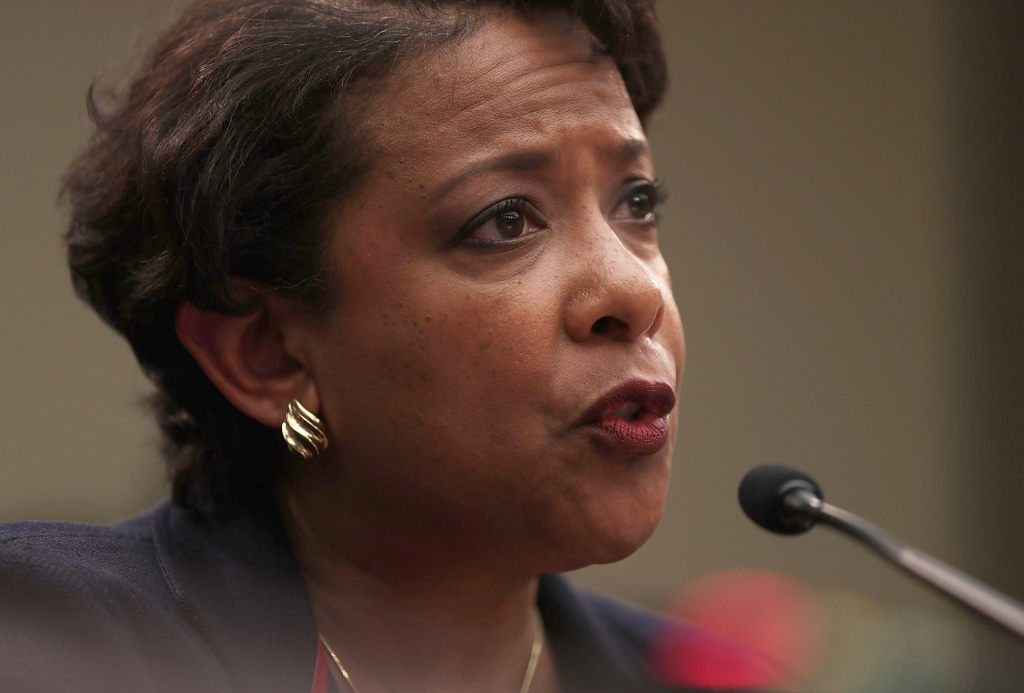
[650,569,821,690]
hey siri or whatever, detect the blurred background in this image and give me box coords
[0,1,1021,690]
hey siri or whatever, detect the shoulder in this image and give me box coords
[0,511,156,565]
[538,574,669,691]
[0,504,225,693]
[577,587,664,649]
[0,507,167,617]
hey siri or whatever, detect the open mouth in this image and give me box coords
[580,379,676,455]
[610,402,644,422]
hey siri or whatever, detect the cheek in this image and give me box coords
[653,263,686,382]
[316,272,561,475]
[311,274,583,554]
[308,257,676,567]
[404,287,560,424]
[666,301,686,385]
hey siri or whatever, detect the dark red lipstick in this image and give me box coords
[580,379,676,455]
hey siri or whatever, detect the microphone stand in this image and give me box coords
[784,489,1024,640]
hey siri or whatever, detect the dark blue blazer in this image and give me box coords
[0,500,742,693]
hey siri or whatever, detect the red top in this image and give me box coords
[312,640,330,693]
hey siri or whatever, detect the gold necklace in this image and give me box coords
[319,610,544,693]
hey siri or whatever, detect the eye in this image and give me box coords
[611,181,666,225]
[461,198,544,246]
[491,209,526,239]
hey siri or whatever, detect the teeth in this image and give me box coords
[611,403,643,421]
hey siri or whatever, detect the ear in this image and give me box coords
[174,283,319,428]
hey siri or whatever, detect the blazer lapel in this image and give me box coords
[150,502,319,693]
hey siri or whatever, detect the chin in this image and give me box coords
[589,510,664,566]
[522,443,673,574]
[540,494,667,574]
[578,457,670,560]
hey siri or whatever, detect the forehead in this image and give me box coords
[359,10,645,168]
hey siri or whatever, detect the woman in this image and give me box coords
[0,0,733,691]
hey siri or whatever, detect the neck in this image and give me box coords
[279,488,559,693]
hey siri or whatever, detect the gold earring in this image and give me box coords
[281,399,328,460]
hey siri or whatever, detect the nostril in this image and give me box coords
[591,315,629,337]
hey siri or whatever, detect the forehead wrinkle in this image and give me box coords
[357,14,641,190]
[360,52,613,163]
[452,51,603,96]
[431,9,598,92]
[418,64,641,200]
[436,55,612,126]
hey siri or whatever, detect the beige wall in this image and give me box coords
[0,0,979,622]
[0,1,176,522]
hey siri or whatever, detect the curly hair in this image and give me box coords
[63,0,667,515]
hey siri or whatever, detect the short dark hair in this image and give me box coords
[63,0,667,515]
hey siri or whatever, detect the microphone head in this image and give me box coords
[739,464,824,535]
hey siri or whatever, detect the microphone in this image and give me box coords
[739,464,1024,640]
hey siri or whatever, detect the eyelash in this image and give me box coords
[456,180,668,248]
[458,198,541,248]
[611,180,668,227]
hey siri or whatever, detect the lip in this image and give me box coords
[578,379,677,455]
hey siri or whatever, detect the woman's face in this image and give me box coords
[291,10,685,576]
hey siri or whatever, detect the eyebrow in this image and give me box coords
[615,138,651,164]
[433,150,554,201]
[432,137,651,202]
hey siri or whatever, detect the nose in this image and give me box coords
[564,231,666,343]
